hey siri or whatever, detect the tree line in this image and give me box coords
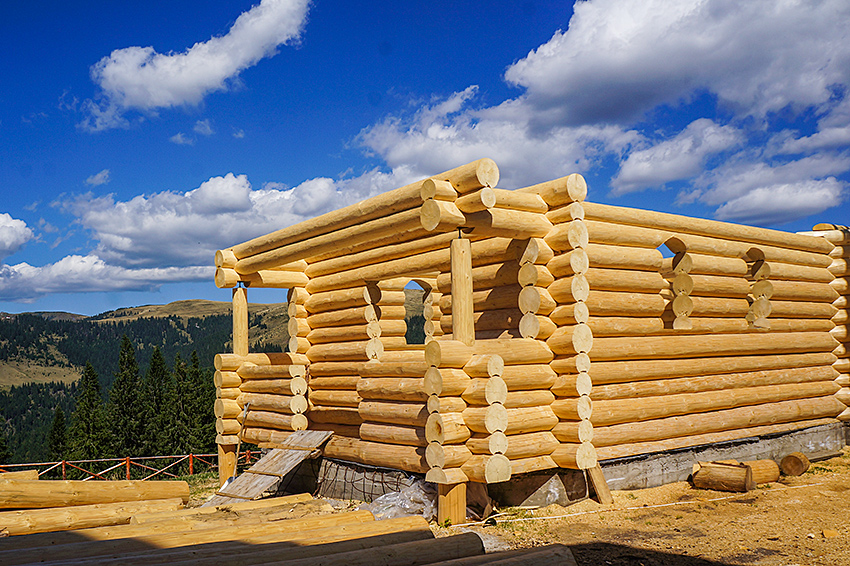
[0,336,217,466]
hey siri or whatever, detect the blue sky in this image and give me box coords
[1,0,849,315]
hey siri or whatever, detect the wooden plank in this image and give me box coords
[587,464,613,505]
[204,431,334,506]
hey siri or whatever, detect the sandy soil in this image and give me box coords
[440,448,850,565]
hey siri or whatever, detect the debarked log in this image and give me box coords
[588,332,838,361]
[590,380,839,426]
[591,396,844,447]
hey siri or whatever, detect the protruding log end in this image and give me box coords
[215,248,238,268]
[780,452,810,476]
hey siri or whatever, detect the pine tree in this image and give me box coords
[106,336,144,457]
[188,351,216,453]
[67,362,108,460]
[141,347,171,456]
[163,354,193,455]
[48,405,67,460]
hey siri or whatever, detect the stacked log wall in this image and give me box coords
[580,203,842,461]
[798,225,850,422]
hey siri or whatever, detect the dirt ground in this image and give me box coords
[439,448,850,566]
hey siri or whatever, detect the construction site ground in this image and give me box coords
[187,448,850,565]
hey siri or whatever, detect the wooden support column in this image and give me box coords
[232,285,249,356]
[221,284,247,486]
[438,482,467,526]
[218,443,237,487]
[437,237,473,525]
[451,238,474,346]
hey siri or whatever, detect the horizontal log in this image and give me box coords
[688,274,751,298]
[0,470,39,481]
[589,332,838,361]
[463,404,508,434]
[519,173,587,206]
[309,389,361,408]
[306,340,382,362]
[238,392,307,415]
[237,362,305,380]
[684,253,747,276]
[216,418,241,435]
[592,395,844,447]
[770,262,834,282]
[0,480,189,510]
[304,230,446,279]
[308,375,359,390]
[424,367,472,397]
[693,462,754,492]
[215,268,308,289]
[303,287,369,314]
[461,454,512,483]
[770,280,839,302]
[550,442,597,469]
[462,377,508,405]
[437,263,522,293]
[592,365,836,401]
[798,228,850,244]
[215,352,308,371]
[216,386,240,400]
[214,398,240,419]
[500,364,557,390]
[590,352,835,384]
[356,378,428,401]
[425,467,469,485]
[545,201,585,224]
[547,324,594,355]
[472,338,555,364]
[425,443,473,469]
[592,380,838,427]
[358,401,428,427]
[582,243,663,271]
[425,340,475,367]
[425,412,471,444]
[550,353,592,374]
[547,248,589,278]
[544,220,589,252]
[427,395,467,414]
[511,455,558,476]
[503,406,559,435]
[240,410,308,431]
[582,201,833,254]
[237,209,424,274]
[420,199,465,232]
[464,208,553,239]
[307,320,408,344]
[0,498,184,536]
[323,437,427,473]
[547,275,590,304]
[595,417,838,461]
[232,161,494,260]
[551,372,593,397]
[552,420,594,443]
[306,305,379,329]
[519,264,555,287]
[551,395,593,421]
[240,378,307,396]
[467,431,558,459]
[580,290,666,317]
[584,267,667,293]
[359,422,427,447]
[360,360,429,378]
[440,284,522,314]
[458,187,548,214]
[831,277,850,293]
[463,354,504,378]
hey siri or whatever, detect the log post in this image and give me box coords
[233,285,249,357]
[451,238,474,346]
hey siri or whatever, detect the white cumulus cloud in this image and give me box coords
[0,214,34,261]
[194,119,214,136]
[0,255,210,302]
[60,170,409,269]
[169,132,194,145]
[612,119,742,194]
[714,178,846,225]
[81,0,310,131]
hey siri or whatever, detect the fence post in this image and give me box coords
[62,460,66,480]
[126,456,131,480]
[189,454,194,476]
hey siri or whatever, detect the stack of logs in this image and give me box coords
[536,174,598,470]
[799,224,850,422]
[211,157,846,483]
[580,204,843,461]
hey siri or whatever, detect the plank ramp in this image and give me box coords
[203,430,333,507]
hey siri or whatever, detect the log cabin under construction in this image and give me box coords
[212,158,850,521]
